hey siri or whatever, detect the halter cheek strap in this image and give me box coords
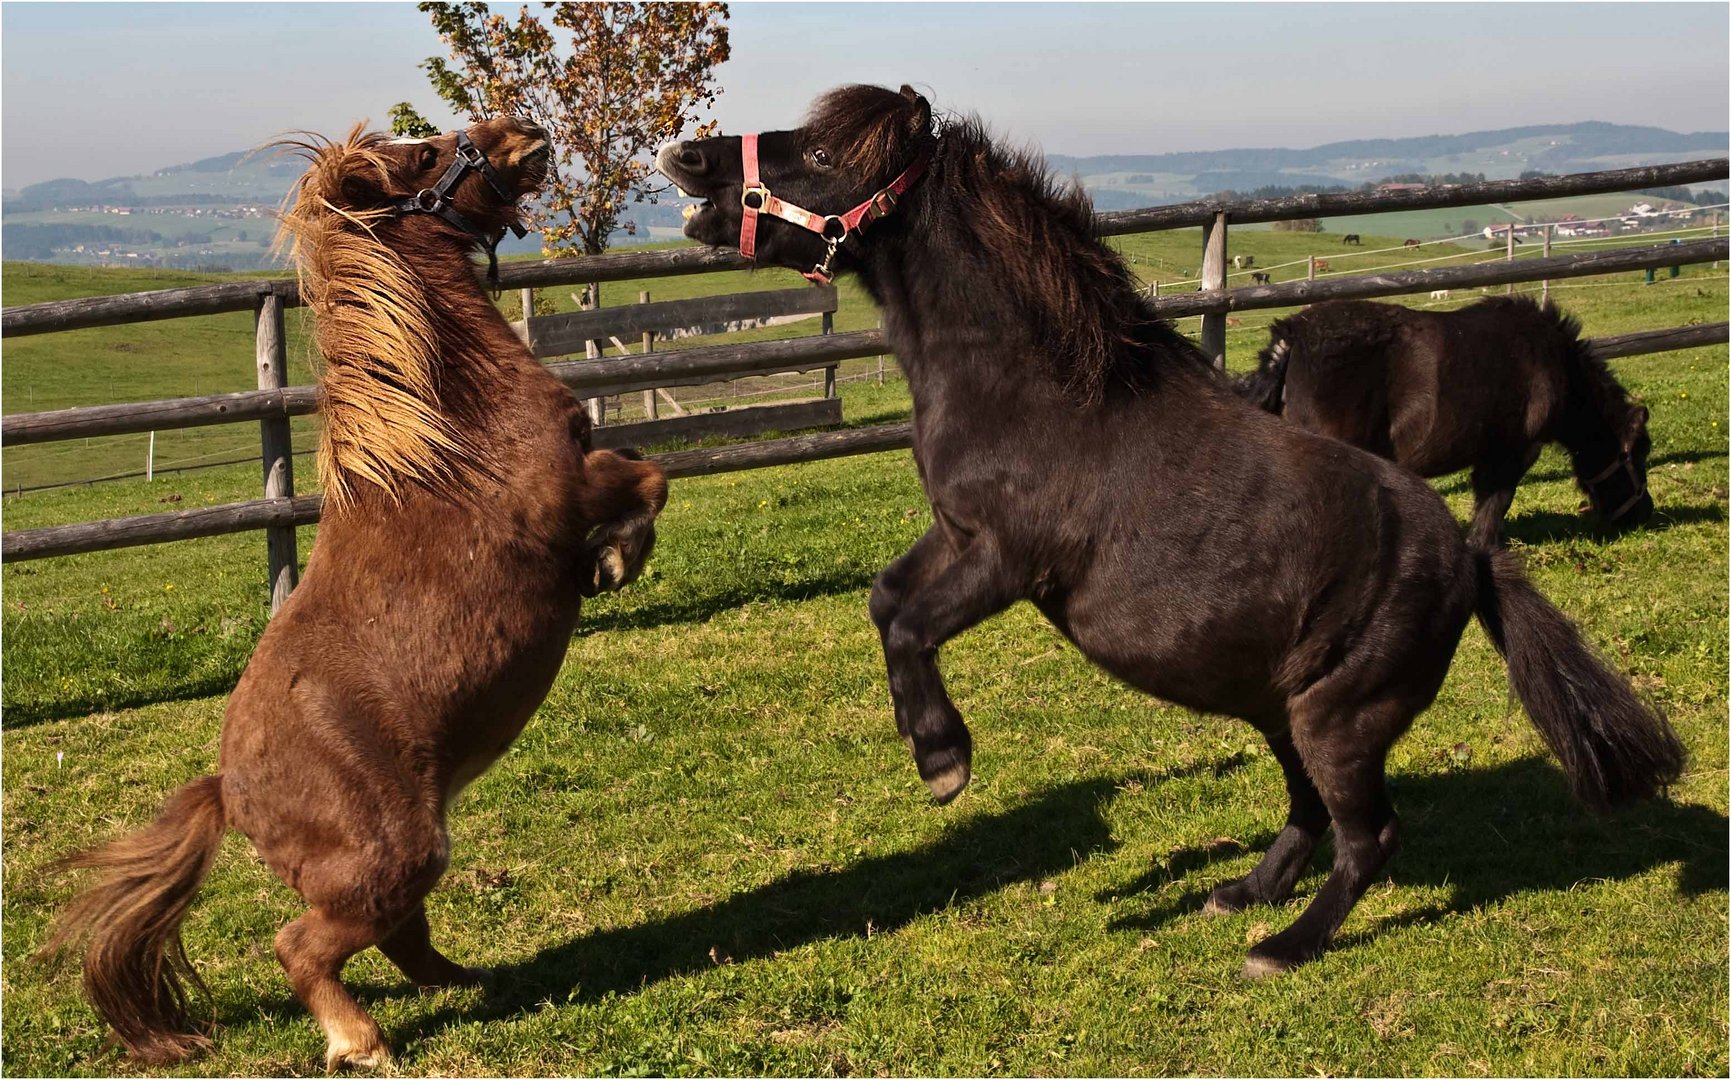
[738,132,928,284]
[392,130,530,287]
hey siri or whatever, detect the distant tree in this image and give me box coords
[1273,218,1324,233]
[389,101,442,139]
[1461,219,1480,236]
[419,1,730,261]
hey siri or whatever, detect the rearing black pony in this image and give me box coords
[657,85,1684,976]
[1236,297,1653,547]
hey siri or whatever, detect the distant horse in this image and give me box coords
[1342,233,1361,245]
[1233,254,1255,270]
[658,84,1682,976]
[1250,271,1272,285]
[1404,238,1421,249]
[1313,258,1331,273]
[1236,296,1652,547]
[42,119,667,1069]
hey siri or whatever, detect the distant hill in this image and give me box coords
[5,120,1722,267]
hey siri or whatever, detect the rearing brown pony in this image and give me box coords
[41,117,667,1069]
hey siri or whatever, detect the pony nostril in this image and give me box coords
[677,146,709,174]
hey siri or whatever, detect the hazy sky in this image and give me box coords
[3,2,1727,189]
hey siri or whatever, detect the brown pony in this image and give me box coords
[39,117,667,1069]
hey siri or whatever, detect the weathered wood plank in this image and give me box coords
[1,495,324,562]
[547,329,886,397]
[1147,238,1729,318]
[1096,159,1729,236]
[590,397,842,451]
[654,422,913,479]
[1,387,318,446]
[255,292,299,612]
[525,285,837,358]
[2,281,292,338]
[1589,321,1729,360]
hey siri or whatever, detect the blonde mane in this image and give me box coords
[273,125,480,510]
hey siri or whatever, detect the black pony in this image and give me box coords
[657,85,1683,976]
[1236,297,1653,547]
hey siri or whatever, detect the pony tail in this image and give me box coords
[37,776,227,1064]
[1235,335,1291,414]
[1472,546,1684,808]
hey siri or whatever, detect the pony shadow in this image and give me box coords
[1435,447,1728,498]
[578,564,880,635]
[1106,756,1727,936]
[1,673,241,730]
[1504,500,1724,545]
[391,755,1247,1047]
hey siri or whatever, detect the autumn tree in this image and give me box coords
[418,1,729,260]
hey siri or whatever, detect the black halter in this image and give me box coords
[391,130,528,286]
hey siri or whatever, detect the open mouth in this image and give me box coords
[520,143,553,188]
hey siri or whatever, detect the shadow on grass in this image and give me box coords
[578,564,880,635]
[1,672,241,730]
[1106,756,1727,937]
[1504,500,1724,545]
[1435,447,1729,497]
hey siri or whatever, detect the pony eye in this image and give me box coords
[419,146,439,171]
[811,147,833,169]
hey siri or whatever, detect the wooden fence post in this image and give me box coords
[1541,225,1553,304]
[640,290,657,420]
[516,287,535,345]
[1506,223,1516,294]
[580,284,603,426]
[1307,255,1316,281]
[822,308,837,398]
[254,289,298,614]
[1200,212,1228,369]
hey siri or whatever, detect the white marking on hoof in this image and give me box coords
[599,547,626,588]
[325,1040,392,1073]
[925,762,970,804]
[1241,952,1292,980]
[1202,893,1235,916]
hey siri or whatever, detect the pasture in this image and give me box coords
[2,244,1727,1075]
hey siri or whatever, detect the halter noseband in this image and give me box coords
[1581,453,1648,522]
[392,130,529,286]
[738,132,927,284]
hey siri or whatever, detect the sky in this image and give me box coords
[3,1,1727,189]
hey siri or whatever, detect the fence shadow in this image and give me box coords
[578,564,880,636]
[1106,756,1727,937]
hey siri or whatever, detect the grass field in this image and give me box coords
[1,243,1727,1075]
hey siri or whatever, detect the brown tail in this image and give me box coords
[37,775,227,1064]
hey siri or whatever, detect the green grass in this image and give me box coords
[1,251,1726,1076]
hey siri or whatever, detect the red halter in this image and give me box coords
[739,132,928,284]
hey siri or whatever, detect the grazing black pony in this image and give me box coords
[1342,233,1362,245]
[656,84,1683,976]
[1236,297,1653,547]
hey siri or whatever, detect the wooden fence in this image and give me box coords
[3,158,1726,608]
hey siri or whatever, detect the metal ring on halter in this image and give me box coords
[412,189,443,212]
[742,186,769,211]
[821,215,848,241]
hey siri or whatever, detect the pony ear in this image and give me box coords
[1625,404,1650,449]
[899,84,931,137]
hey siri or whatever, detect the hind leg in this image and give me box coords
[1205,728,1330,913]
[1467,445,1541,548]
[378,903,486,990]
[1243,703,1406,977]
[275,908,394,1071]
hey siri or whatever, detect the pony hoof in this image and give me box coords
[592,547,626,593]
[923,759,971,804]
[325,1039,393,1073]
[1240,951,1295,980]
[1203,880,1257,915]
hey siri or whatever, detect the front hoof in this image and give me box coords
[1203,879,1258,916]
[924,758,971,804]
[593,546,626,593]
[1242,932,1318,980]
[325,1038,393,1073]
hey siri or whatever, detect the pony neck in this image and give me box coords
[1554,346,1632,483]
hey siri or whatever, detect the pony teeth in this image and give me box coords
[675,185,690,198]
[682,204,698,221]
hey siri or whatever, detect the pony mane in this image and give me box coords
[271,125,480,510]
[804,86,1206,402]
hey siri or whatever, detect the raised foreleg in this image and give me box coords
[872,530,1021,802]
[578,448,669,595]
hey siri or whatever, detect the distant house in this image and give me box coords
[1378,182,1427,193]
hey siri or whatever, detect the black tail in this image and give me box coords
[38,775,227,1064]
[1473,546,1684,808]
[1235,336,1290,413]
